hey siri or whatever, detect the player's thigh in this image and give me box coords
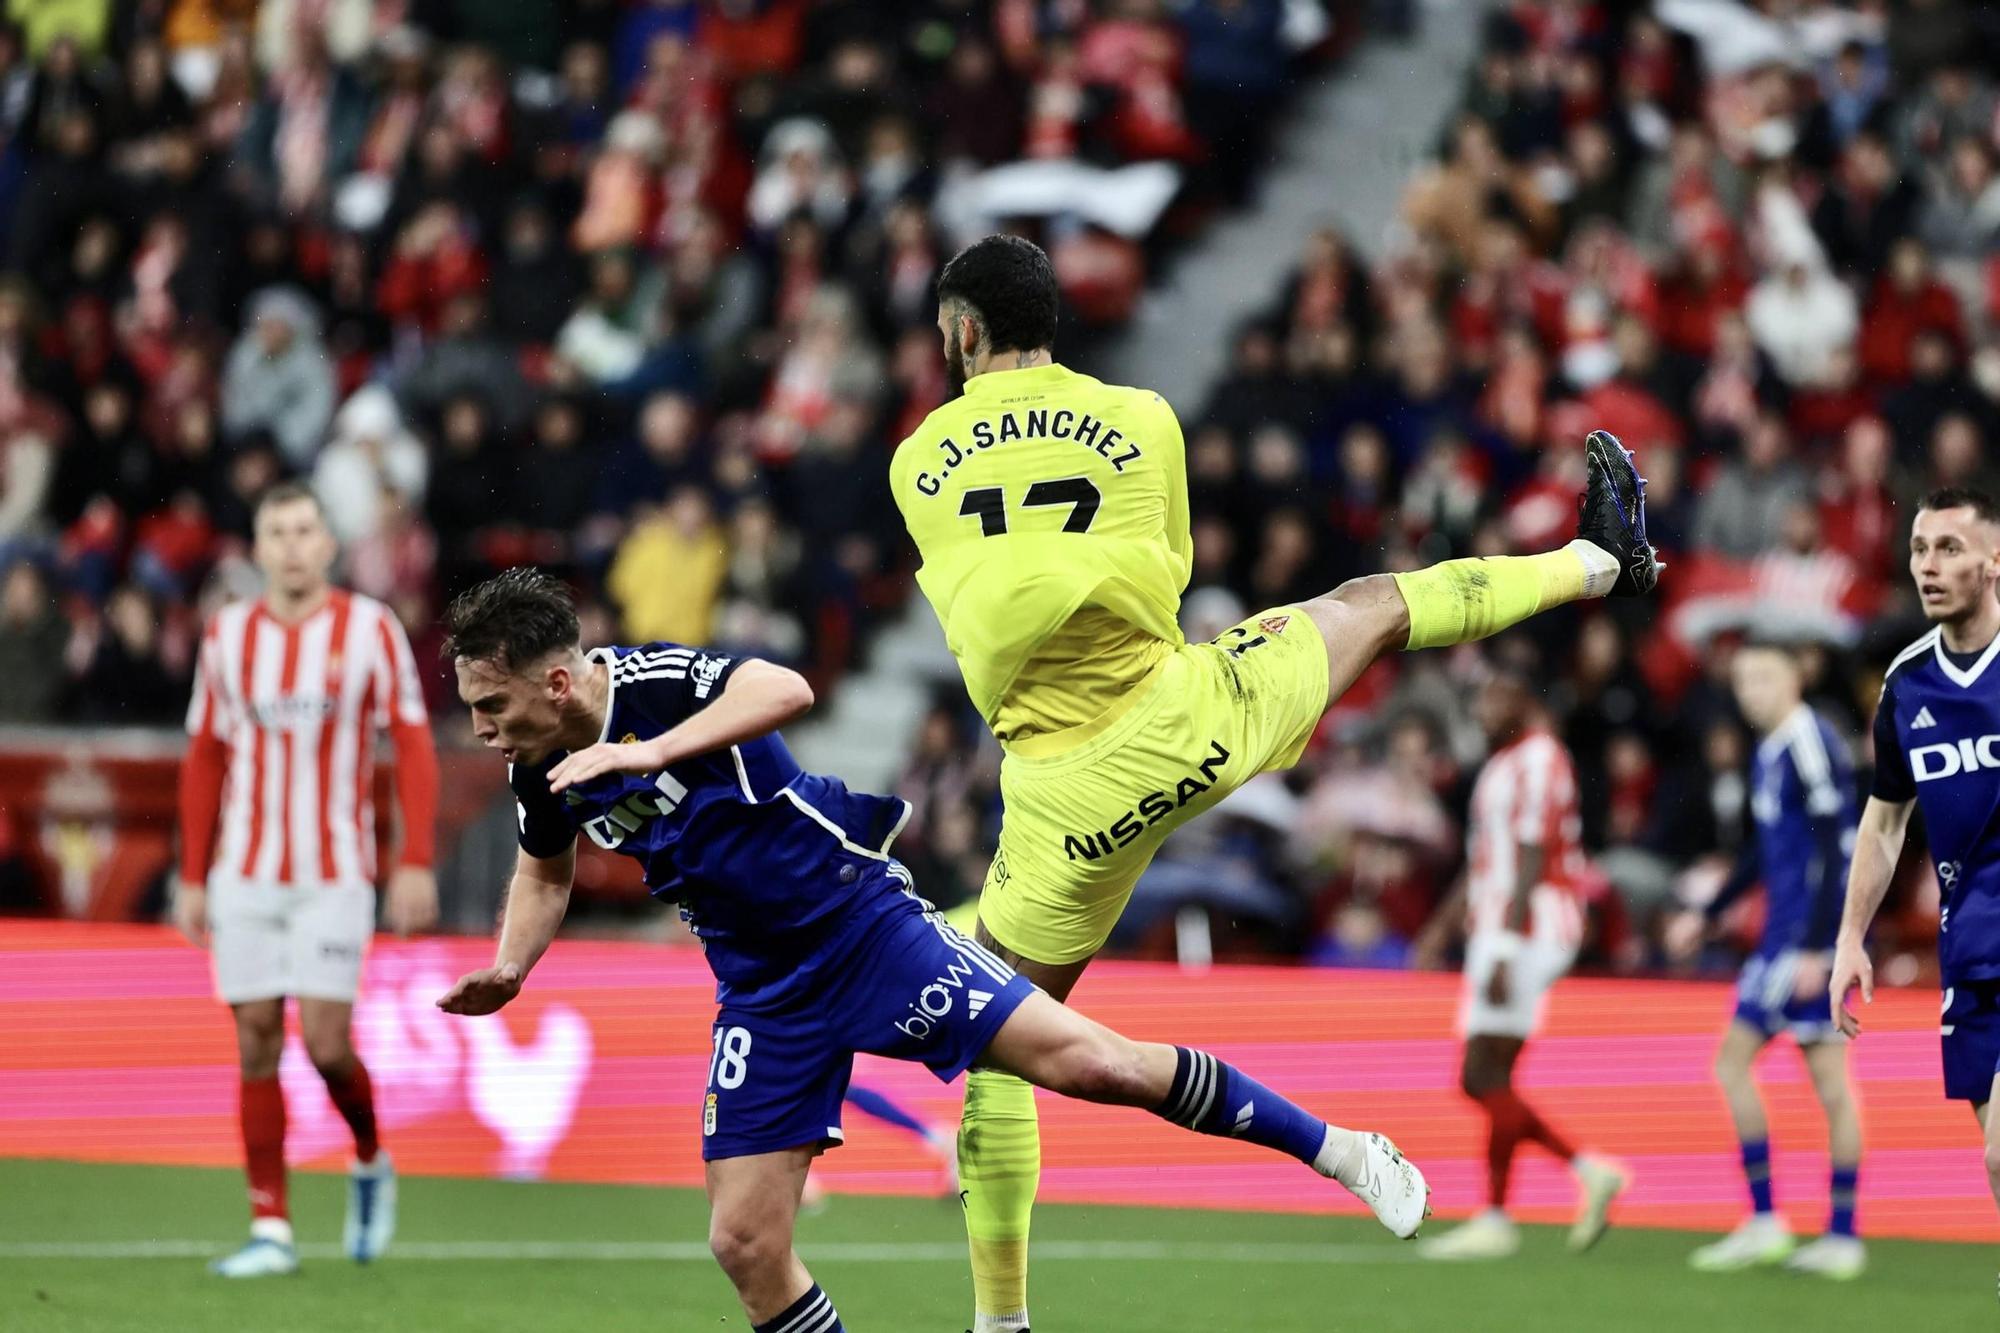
[288,883,376,1004]
[702,1006,852,1165]
[978,989,1157,1104]
[1797,1035,1854,1103]
[1715,1016,1772,1077]
[842,886,1038,1082]
[1193,604,1333,777]
[1941,983,2000,1104]
[704,1146,816,1258]
[208,880,291,1005]
[971,915,1093,1001]
[975,770,1163,970]
[1300,573,1410,701]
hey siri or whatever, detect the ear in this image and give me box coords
[957,312,981,359]
[544,661,573,703]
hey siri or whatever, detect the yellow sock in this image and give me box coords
[1392,541,1617,650]
[959,1069,1040,1328]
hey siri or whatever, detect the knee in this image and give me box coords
[708,1214,787,1288]
[1308,575,1407,653]
[1712,1052,1747,1089]
[1983,1142,2000,1184]
[304,1029,354,1079]
[236,1020,284,1078]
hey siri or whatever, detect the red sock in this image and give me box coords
[241,1076,288,1221]
[1476,1089,1528,1208]
[1476,1087,1578,1209]
[323,1059,380,1163]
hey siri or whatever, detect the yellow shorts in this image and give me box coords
[977,606,1329,965]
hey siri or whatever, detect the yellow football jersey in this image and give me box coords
[890,362,1191,745]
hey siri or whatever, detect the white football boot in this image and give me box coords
[1784,1235,1865,1281]
[345,1151,397,1263]
[1418,1210,1521,1261]
[1690,1214,1796,1272]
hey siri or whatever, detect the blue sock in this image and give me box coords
[754,1283,843,1333]
[1741,1138,1774,1215]
[845,1084,933,1140]
[1830,1164,1859,1237]
[1155,1047,1326,1165]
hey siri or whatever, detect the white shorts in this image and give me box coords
[1459,930,1577,1039]
[208,880,376,1005]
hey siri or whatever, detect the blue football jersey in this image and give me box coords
[509,644,912,1000]
[1873,627,2000,986]
[1743,704,1856,956]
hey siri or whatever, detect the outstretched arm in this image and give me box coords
[547,660,815,792]
[438,843,577,1014]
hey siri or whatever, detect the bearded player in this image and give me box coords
[892,234,1662,1333]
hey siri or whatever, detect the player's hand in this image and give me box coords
[437,963,524,1015]
[1792,951,1831,1003]
[547,737,668,794]
[385,866,439,936]
[1664,910,1706,962]
[172,880,209,949]
[1485,958,1511,1007]
[1830,938,1873,1038]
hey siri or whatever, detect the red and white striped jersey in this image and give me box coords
[184,589,431,888]
[1465,727,1588,948]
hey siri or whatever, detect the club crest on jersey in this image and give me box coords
[620,733,639,744]
[1258,615,1291,636]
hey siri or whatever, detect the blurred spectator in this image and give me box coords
[0,557,66,721]
[312,384,427,547]
[1692,412,1809,559]
[220,286,334,467]
[607,484,727,645]
[66,581,182,723]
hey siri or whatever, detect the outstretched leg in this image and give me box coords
[1303,430,1659,700]
[980,991,1430,1237]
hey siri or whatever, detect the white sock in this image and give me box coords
[973,1313,1032,1333]
[1568,539,1621,598]
[250,1216,293,1246]
[1314,1125,1366,1188]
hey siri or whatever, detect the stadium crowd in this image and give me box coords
[892,0,2000,984]
[0,0,1333,732]
[1,0,1992,986]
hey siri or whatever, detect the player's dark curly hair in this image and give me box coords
[1920,486,2000,525]
[441,567,580,671]
[935,234,1059,355]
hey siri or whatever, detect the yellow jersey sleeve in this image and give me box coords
[891,363,1192,736]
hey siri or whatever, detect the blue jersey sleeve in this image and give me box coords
[1870,679,1915,803]
[615,643,745,729]
[509,760,576,859]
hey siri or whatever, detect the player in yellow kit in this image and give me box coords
[894,235,1662,1333]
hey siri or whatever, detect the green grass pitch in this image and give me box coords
[0,1160,1989,1331]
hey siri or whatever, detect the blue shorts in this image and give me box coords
[701,872,1036,1161]
[1732,950,1839,1045]
[1940,981,2000,1103]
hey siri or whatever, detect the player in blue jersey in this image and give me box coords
[1669,641,1864,1278]
[1832,487,2000,1292]
[431,568,1428,1333]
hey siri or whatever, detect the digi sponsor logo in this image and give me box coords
[1910,735,2000,783]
